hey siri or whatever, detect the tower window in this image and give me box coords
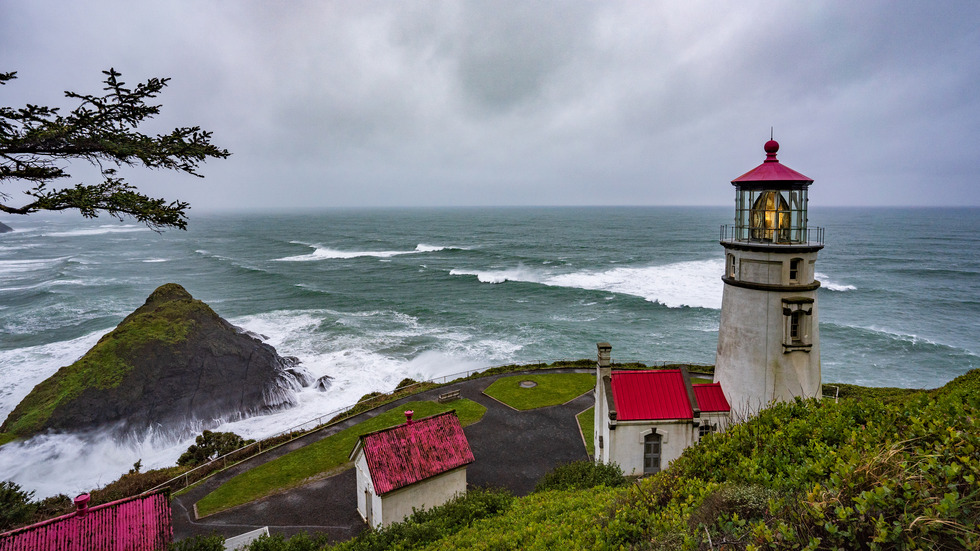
[789,258,802,282]
[782,297,814,352]
[726,254,736,279]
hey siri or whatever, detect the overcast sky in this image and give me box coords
[2,1,979,211]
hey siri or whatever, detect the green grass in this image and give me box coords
[483,373,595,411]
[195,399,487,517]
[576,407,594,457]
[0,433,17,447]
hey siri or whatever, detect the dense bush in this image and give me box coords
[599,371,980,550]
[178,430,256,467]
[534,460,627,492]
[332,487,514,551]
[168,534,225,551]
[0,480,37,531]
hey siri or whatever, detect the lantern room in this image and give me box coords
[723,140,820,245]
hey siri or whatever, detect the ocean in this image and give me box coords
[0,206,977,497]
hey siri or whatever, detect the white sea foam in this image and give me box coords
[0,431,187,500]
[0,331,108,417]
[452,259,726,309]
[142,258,169,263]
[0,257,69,277]
[275,243,459,262]
[43,225,147,238]
[816,272,856,291]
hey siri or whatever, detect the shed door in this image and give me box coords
[365,490,373,526]
[643,432,662,474]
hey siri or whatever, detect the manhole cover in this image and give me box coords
[519,380,538,388]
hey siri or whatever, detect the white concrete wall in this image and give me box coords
[353,452,374,527]
[355,452,468,529]
[715,247,821,418]
[607,420,695,476]
[377,468,467,528]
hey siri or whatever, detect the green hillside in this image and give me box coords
[192,369,979,550]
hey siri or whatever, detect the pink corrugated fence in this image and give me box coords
[0,490,172,551]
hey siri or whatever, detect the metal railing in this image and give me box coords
[145,358,714,495]
[720,224,824,246]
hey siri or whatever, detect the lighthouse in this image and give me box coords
[714,139,823,417]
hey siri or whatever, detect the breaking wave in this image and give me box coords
[274,242,460,262]
[451,259,725,309]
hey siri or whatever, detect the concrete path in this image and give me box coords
[171,369,594,544]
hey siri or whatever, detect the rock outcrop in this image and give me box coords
[0,221,12,233]
[1,283,303,439]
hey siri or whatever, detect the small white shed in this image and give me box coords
[349,410,474,529]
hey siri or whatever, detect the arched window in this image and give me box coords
[789,258,802,283]
[750,191,791,242]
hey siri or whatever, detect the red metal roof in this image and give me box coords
[0,490,171,551]
[732,140,813,184]
[359,411,474,496]
[693,383,731,412]
[611,370,694,420]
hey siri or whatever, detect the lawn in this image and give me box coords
[195,398,486,517]
[576,406,594,457]
[483,373,595,411]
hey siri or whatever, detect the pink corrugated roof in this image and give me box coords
[0,490,171,551]
[360,411,474,496]
[694,383,731,412]
[611,370,693,420]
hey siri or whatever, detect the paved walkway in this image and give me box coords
[171,369,594,544]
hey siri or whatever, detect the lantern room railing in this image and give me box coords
[720,224,824,246]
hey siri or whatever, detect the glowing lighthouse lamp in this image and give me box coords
[714,139,824,417]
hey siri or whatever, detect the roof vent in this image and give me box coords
[74,493,91,517]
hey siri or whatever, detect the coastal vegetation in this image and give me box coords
[482,373,595,410]
[195,399,488,517]
[174,369,978,550]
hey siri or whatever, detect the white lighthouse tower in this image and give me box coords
[714,139,823,417]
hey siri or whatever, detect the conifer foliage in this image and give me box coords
[0,70,229,230]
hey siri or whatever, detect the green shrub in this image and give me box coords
[535,460,626,492]
[246,533,330,550]
[0,480,37,531]
[178,430,255,467]
[168,534,225,551]
[333,487,513,551]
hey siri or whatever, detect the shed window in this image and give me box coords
[698,423,716,440]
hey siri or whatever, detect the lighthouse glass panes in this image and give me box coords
[734,187,808,243]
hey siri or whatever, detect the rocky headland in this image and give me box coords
[1,283,310,440]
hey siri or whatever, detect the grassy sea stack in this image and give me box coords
[1,283,305,440]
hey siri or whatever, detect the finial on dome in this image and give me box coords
[763,138,779,161]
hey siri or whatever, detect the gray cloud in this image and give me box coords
[2,1,979,212]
